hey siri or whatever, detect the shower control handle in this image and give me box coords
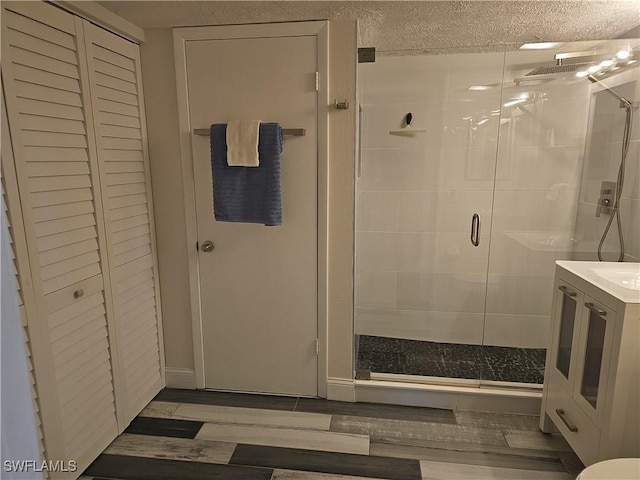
[470,214,480,247]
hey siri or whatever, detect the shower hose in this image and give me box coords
[597,101,634,262]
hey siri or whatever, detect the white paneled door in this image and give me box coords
[179,27,321,396]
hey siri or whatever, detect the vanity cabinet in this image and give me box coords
[540,261,640,466]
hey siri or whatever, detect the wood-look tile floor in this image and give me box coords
[81,388,584,480]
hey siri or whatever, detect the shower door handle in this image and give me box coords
[470,214,480,246]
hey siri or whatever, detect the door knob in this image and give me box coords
[200,240,214,253]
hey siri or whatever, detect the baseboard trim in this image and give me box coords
[326,377,355,402]
[165,368,196,389]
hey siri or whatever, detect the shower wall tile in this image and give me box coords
[483,314,551,349]
[435,232,490,274]
[439,146,498,191]
[494,145,538,191]
[441,101,501,148]
[396,232,438,272]
[533,146,583,191]
[437,191,493,232]
[524,250,572,278]
[359,148,435,192]
[398,192,439,232]
[539,80,591,100]
[623,141,640,200]
[505,106,543,148]
[571,208,622,262]
[356,272,397,309]
[538,97,589,147]
[357,191,399,232]
[356,232,398,273]
[488,233,528,274]
[621,197,640,260]
[532,189,579,233]
[363,104,405,149]
[485,274,554,316]
[590,112,622,146]
[445,54,504,102]
[396,272,486,313]
[356,232,437,273]
[362,56,448,104]
[491,191,537,232]
[398,191,493,233]
[355,308,485,345]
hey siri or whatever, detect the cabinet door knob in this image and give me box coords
[73,289,84,299]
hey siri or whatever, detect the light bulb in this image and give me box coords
[519,92,529,100]
[576,71,589,78]
[587,65,601,73]
[616,50,631,60]
[599,59,615,68]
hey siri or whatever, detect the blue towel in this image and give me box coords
[210,123,283,226]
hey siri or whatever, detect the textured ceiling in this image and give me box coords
[98,1,640,52]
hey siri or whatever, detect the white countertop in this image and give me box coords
[556,261,640,304]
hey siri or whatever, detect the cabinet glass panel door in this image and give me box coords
[580,308,607,409]
[556,293,577,379]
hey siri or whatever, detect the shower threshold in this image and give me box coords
[354,376,542,414]
[364,371,543,392]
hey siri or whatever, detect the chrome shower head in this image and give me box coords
[524,63,589,76]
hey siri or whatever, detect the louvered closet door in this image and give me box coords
[1,2,119,474]
[83,23,164,423]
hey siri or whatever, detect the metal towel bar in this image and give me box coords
[194,128,305,136]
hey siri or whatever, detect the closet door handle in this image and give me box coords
[470,214,480,246]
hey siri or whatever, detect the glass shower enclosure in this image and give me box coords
[354,39,639,390]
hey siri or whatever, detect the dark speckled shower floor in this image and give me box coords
[356,335,546,384]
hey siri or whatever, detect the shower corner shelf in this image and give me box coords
[389,126,426,135]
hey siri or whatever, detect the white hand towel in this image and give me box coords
[226,120,261,167]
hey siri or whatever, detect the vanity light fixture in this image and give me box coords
[520,42,564,50]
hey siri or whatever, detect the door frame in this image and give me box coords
[173,21,329,396]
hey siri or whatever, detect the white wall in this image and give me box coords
[573,68,640,263]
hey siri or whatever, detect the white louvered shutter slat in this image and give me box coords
[2,2,119,475]
[84,22,163,423]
